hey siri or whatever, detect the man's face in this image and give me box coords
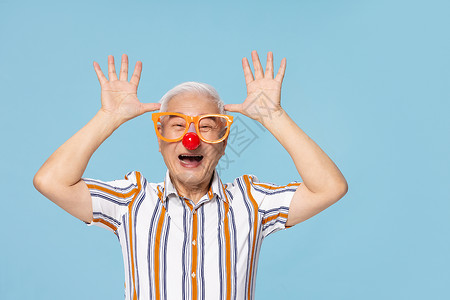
[157,92,227,191]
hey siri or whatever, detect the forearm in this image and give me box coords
[34,110,120,189]
[262,109,347,194]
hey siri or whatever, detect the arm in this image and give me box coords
[33,54,160,223]
[224,51,348,227]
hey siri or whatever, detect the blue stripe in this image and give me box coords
[261,206,289,214]
[182,199,188,300]
[237,177,253,299]
[90,192,130,205]
[262,218,288,231]
[250,227,263,299]
[252,184,297,195]
[229,206,238,300]
[133,179,147,299]
[92,212,121,228]
[217,181,224,202]
[122,213,132,299]
[162,193,169,300]
[84,178,137,193]
[200,205,205,300]
[217,198,224,300]
[263,206,289,214]
[147,192,161,300]
[162,211,170,300]
[217,176,225,201]
[226,189,234,201]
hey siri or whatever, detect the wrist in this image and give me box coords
[257,107,287,127]
[95,109,124,133]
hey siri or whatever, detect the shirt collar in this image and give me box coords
[161,169,229,204]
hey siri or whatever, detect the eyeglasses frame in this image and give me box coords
[152,112,234,144]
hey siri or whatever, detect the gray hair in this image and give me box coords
[159,81,225,114]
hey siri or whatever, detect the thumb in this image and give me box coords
[140,102,161,114]
[224,103,243,113]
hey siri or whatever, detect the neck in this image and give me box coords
[171,174,214,204]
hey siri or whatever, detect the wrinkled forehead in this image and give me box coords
[165,92,222,115]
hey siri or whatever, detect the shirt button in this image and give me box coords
[191,272,196,278]
[193,210,197,214]
[192,240,196,246]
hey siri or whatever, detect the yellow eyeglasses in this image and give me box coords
[152,112,234,143]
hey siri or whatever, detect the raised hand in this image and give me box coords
[93,54,160,124]
[224,50,286,125]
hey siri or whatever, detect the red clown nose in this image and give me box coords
[182,132,200,150]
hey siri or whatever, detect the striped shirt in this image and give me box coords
[83,169,301,300]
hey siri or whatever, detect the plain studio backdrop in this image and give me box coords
[1,0,449,299]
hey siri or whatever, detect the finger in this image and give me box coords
[119,54,128,81]
[224,103,243,113]
[140,102,161,113]
[93,61,108,86]
[251,50,264,80]
[265,51,274,79]
[274,57,287,83]
[242,57,254,85]
[130,61,142,87]
[108,55,118,81]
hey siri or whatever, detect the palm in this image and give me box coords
[225,51,286,124]
[100,80,141,118]
[244,78,282,118]
[93,54,160,123]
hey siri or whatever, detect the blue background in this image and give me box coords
[1,0,449,299]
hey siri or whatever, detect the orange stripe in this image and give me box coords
[221,182,230,204]
[127,172,142,300]
[223,201,231,300]
[180,198,198,298]
[243,175,259,300]
[86,183,138,198]
[251,180,301,190]
[262,213,288,225]
[92,218,117,232]
[157,186,163,201]
[191,211,198,300]
[154,205,166,300]
[184,199,193,211]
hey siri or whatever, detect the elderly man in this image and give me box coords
[34,51,347,300]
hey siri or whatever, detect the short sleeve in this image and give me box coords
[82,171,141,233]
[247,175,301,238]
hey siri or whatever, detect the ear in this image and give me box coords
[221,138,228,156]
[157,125,162,152]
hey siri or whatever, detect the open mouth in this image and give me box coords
[178,154,204,163]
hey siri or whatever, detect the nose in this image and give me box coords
[182,122,200,150]
[187,123,196,133]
